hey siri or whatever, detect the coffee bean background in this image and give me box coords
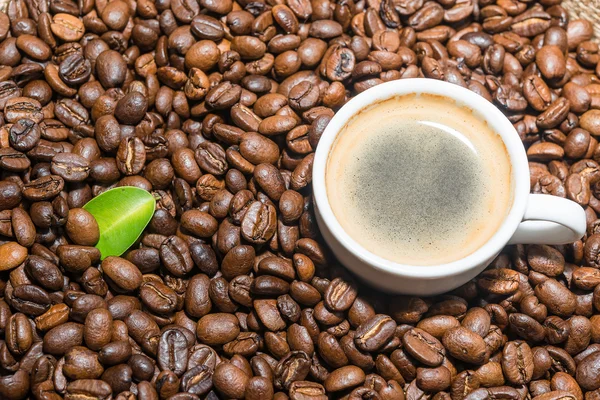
[0,0,599,399]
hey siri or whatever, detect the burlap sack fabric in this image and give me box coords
[563,0,600,41]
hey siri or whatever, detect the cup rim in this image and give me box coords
[312,78,530,279]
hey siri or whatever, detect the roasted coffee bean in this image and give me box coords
[189,243,218,276]
[524,75,553,112]
[6,313,33,356]
[477,268,520,295]
[535,279,577,317]
[213,362,249,398]
[116,137,146,176]
[101,257,142,292]
[502,340,534,385]
[83,309,112,351]
[191,15,224,40]
[158,328,189,376]
[324,365,365,392]
[43,322,83,356]
[95,50,127,88]
[443,327,488,365]
[51,13,85,41]
[181,210,219,238]
[23,175,65,201]
[140,281,178,315]
[241,201,277,244]
[5,97,44,124]
[537,45,567,80]
[11,208,35,248]
[125,310,160,356]
[59,53,92,86]
[197,313,240,345]
[183,274,212,318]
[128,354,155,383]
[160,235,194,277]
[0,2,598,399]
[10,119,40,152]
[403,328,445,367]
[57,245,100,274]
[115,92,148,125]
[26,255,63,291]
[65,208,99,246]
[51,153,90,182]
[354,314,397,352]
[461,307,491,338]
[195,142,228,176]
[55,99,89,127]
[254,163,286,201]
[181,365,214,395]
[0,149,30,172]
[64,379,112,400]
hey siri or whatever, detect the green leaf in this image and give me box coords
[83,187,156,259]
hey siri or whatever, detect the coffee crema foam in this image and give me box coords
[326,94,513,266]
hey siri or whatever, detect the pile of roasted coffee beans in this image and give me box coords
[0,0,600,398]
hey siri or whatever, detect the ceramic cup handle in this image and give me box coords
[508,194,587,245]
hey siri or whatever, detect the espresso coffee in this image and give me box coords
[326,94,513,266]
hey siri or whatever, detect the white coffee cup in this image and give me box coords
[313,78,587,295]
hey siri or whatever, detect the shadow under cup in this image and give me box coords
[313,79,530,294]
